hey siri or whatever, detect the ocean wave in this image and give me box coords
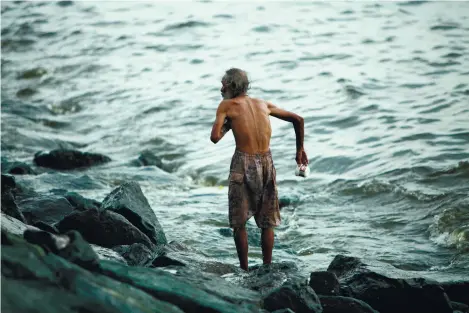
[429,202,469,253]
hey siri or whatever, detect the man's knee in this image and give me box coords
[233,226,246,235]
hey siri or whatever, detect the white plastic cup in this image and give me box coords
[295,164,310,177]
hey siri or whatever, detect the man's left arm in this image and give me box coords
[210,101,231,143]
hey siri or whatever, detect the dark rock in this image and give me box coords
[113,243,155,266]
[1,231,185,313]
[23,229,100,271]
[327,255,363,279]
[17,194,74,224]
[441,281,469,306]
[1,189,26,223]
[1,212,38,236]
[152,254,186,267]
[17,67,47,79]
[2,161,35,175]
[1,173,16,190]
[309,271,340,296]
[90,244,128,264]
[272,309,295,313]
[32,221,59,234]
[55,208,154,248]
[137,150,164,168]
[64,191,100,211]
[101,181,167,246]
[1,212,126,264]
[327,254,453,313]
[34,149,111,170]
[99,260,261,313]
[451,301,469,313]
[240,262,301,295]
[319,296,378,313]
[263,278,323,313]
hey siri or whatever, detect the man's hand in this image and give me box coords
[296,149,308,165]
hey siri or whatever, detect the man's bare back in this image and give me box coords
[217,96,272,154]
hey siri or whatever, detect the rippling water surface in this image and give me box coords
[2,1,469,281]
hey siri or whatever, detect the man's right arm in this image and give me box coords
[267,101,308,165]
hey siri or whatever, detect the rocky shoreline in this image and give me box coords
[2,149,469,313]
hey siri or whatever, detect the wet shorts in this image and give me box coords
[228,149,281,229]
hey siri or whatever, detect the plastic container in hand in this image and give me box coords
[295,164,310,177]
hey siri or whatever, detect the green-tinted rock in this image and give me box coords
[55,208,154,248]
[101,182,167,246]
[1,232,184,313]
[65,191,101,211]
[99,260,261,313]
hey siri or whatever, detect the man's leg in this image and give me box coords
[261,228,274,264]
[233,227,248,270]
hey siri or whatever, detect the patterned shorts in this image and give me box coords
[228,149,281,229]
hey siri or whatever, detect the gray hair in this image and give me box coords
[222,68,250,97]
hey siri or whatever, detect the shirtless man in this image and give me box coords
[210,68,308,270]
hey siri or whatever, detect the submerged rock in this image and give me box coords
[17,194,74,224]
[319,296,378,313]
[55,208,155,249]
[101,181,167,247]
[1,160,36,175]
[327,255,453,313]
[34,149,111,170]
[263,278,323,313]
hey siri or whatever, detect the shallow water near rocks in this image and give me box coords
[2,1,469,282]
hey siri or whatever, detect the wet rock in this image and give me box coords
[32,221,59,234]
[17,67,47,79]
[2,211,125,264]
[1,173,16,190]
[1,187,26,223]
[101,181,167,246]
[1,160,35,174]
[18,194,74,224]
[99,260,261,313]
[23,229,100,271]
[113,243,155,266]
[319,296,378,313]
[327,255,453,313]
[152,254,186,267]
[1,212,38,236]
[64,191,100,211]
[17,87,37,97]
[441,281,469,306]
[136,150,164,168]
[55,208,154,249]
[263,278,323,313]
[451,301,469,313]
[1,232,185,313]
[326,255,363,279]
[34,149,111,170]
[240,262,301,295]
[309,271,340,296]
[90,244,127,264]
